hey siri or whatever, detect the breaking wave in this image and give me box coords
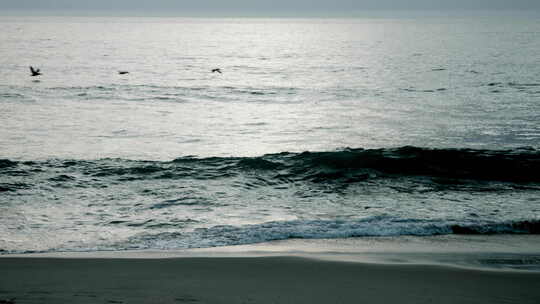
[130,218,540,251]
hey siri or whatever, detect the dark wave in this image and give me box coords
[0,159,17,169]
[1,147,539,186]
[283,146,540,183]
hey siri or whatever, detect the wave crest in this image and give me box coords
[2,147,539,185]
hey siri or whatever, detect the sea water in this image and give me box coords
[0,14,539,253]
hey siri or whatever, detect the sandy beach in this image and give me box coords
[1,254,539,304]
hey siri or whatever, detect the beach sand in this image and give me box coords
[1,255,540,304]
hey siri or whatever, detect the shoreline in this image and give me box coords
[1,236,540,303]
[1,256,540,304]
[3,235,540,271]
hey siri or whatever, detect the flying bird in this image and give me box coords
[211,68,222,74]
[118,71,129,75]
[29,66,42,76]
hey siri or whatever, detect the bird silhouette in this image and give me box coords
[29,66,42,76]
[211,68,222,74]
[118,71,129,75]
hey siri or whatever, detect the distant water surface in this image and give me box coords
[1,15,539,159]
[0,15,539,253]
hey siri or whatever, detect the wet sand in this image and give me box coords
[1,256,539,304]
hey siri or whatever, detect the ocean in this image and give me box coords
[0,14,539,254]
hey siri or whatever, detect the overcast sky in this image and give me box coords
[2,0,540,15]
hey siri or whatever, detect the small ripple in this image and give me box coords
[0,93,25,98]
[0,182,30,192]
[48,174,76,182]
[149,196,213,209]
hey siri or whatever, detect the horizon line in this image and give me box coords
[1,8,538,18]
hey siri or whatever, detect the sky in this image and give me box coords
[2,0,540,15]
